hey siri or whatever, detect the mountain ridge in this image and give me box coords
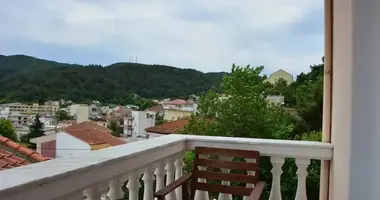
[0,54,226,104]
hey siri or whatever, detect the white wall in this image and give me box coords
[69,104,79,117]
[126,111,155,137]
[77,105,89,123]
[330,1,380,199]
[146,132,165,138]
[56,132,90,158]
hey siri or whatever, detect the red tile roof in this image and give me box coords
[163,99,188,105]
[146,105,164,112]
[145,119,189,134]
[64,122,126,146]
[65,121,111,133]
[0,136,49,170]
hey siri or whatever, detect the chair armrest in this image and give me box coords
[154,173,192,198]
[248,181,265,200]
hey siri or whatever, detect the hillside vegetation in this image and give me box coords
[0,55,225,104]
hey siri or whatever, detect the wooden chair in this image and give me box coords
[154,147,265,200]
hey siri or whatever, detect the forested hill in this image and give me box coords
[0,54,226,104]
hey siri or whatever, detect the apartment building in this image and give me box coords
[160,99,197,121]
[8,103,59,116]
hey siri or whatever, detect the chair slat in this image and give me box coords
[193,170,257,183]
[194,147,260,159]
[194,158,258,171]
[192,182,252,196]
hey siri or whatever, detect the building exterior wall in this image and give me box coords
[124,111,155,136]
[68,104,80,117]
[8,103,59,116]
[56,132,90,158]
[91,143,112,151]
[163,109,192,121]
[265,70,293,85]
[41,140,56,158]
[77,105,89,123]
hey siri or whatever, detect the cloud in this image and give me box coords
[0,0,324,76]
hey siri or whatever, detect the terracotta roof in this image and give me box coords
[0,136,49,170]
[163,99,188,105]
[64,122,126,146]
[145,119,188,134]
[146,105,164,112]
[65,121,111,133]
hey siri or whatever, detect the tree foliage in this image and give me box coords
[21,114,45,149]
[107,119,123,137]
[182,62,325,200]
[0,118,17,141]
[55,110,73,121]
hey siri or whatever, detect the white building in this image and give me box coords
[68,104,80,117]
[124,111,155,137]
[76,105,90,123]
[266,95,285,106]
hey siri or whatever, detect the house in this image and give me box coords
[146,105,164,116]
[124,111,155,137]
[160,99,197,121]
[145,119,188,138]
[264,69,293,85]
[0,136,49,170]
[31,121,126,158]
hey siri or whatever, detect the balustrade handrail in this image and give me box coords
[0,134,333,200]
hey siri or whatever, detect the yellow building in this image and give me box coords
[265,69,293,85]
[161,99,197,121]
[164,109,193,121]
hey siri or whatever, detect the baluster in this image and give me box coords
[155,161,166,200]
[269,157,284,200]
[127,171,142,200]
[175,158,185,200]
[218,156,232,200]
[143,165,155,200]
[194,155,209,200]
[54,191,83,200]
[295,159,310,200]
[85,185,102,200]
[108,177,124,200]
[166,159,176,200]
[243,158,256,200]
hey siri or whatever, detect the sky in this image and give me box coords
[0,0,324,76]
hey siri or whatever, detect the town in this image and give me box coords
[0,69,292,160]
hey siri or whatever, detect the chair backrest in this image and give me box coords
[190,146,260,198]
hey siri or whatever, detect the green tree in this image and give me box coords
[21,114,45,149]
[182,64,322,200]
[55,110,73,121]
[0,118,17,141]
[155,113,165,125]
[107,119,123,137]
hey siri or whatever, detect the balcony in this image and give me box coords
[0,134,332,200]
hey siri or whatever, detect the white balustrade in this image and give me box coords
[269,157,285,200]
[85,186,102,200]
[0,134,333,200]
[127,171,142,200]
[295,159,310,200]
[143,166,155,200]
[165,158,176,200]
[175,157,185,200]
[108,177,124,200]
[155,161,166,199]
